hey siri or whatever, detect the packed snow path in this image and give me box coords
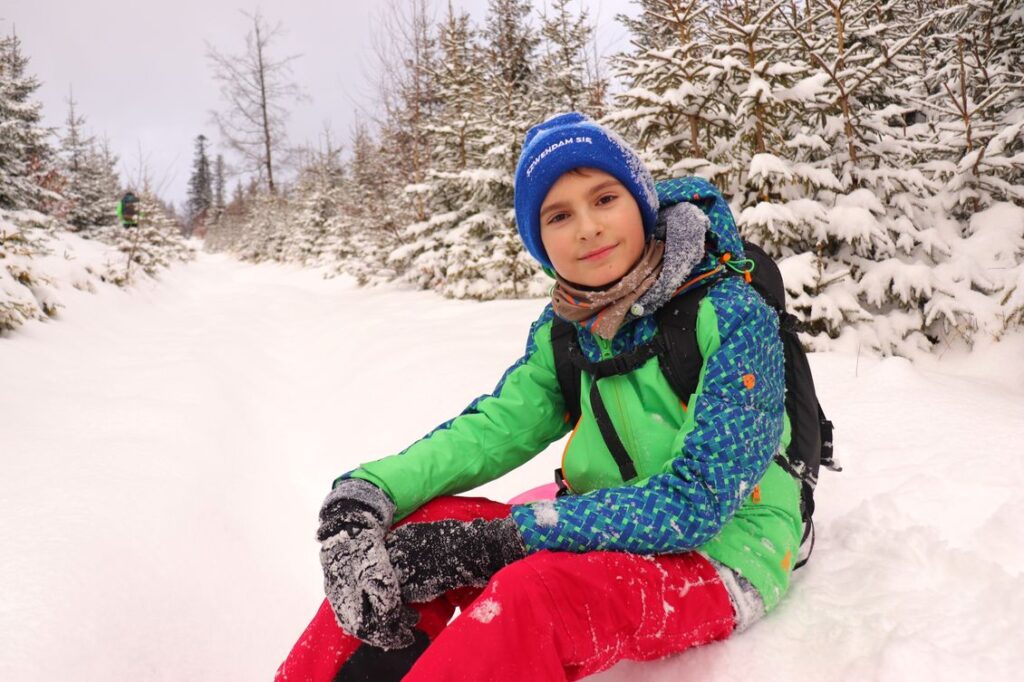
[2,254,1023,680]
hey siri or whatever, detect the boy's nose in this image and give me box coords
[577,212,603,240]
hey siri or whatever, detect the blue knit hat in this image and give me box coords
[514,112,659,269]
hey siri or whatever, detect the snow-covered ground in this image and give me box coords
[2,253,1023,680]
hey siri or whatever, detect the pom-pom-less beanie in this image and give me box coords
[513,112,659,269]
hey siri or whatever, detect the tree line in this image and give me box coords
[203,0,1024,355]
[2,1,1021,354]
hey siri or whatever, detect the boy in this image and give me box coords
[276,113,801,681]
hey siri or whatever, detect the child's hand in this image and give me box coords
[385,517,527,603]
[317,479,417,650]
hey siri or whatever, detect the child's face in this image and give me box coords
[539,168,645,288]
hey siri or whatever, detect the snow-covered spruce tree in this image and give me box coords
[0,33,67,331]
[209,154,226,233]
[608,0,731,179]
[704,1,828,203]
[242,189,289,262]
[57,94,119,231]
[0,31,56,212]
[0,208,60,331]
[94,138,122,224]
[437,0,547,299]
[767,0,946,355]
[204,179,248,253]
[347,0,443,286]
[390,4,486,291]
[185,134,214,237]
[914,0,1024,340]
[537,0,607,118]
[338,119,404,285]
[283,139,345,265]
[381,0,440,235]
[694,0,856,275]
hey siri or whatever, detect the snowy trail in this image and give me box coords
[3,254,1024,680]
[1,254,562,680]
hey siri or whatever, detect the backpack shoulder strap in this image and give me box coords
[655,283,712,408]
[740,241,785,312]
[550,315,582,426]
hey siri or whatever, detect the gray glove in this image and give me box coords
[385,517,527,604]
[318,478,417,650]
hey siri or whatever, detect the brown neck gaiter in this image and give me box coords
[551,239,665,340]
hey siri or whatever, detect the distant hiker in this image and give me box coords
[117,191,139,228]
[277,112,828,681]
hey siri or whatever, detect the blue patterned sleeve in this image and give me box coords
[511,280,786,554]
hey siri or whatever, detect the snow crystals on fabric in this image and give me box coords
[656,177,745,257]
[605,127,659,212]
[628,202,709,322]
[530,499,559,527]
[468,598,502,624]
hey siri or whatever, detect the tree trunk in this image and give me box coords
[254,18,275,194]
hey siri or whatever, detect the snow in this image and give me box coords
[773,72,830,102]
[468,598,502,624]
[2,254,1024,680]
[530,499,560,527]
[747,153,793,182]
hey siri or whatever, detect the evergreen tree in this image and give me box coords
[58,93,117,230]
[537,0,606,117]
[391,4,486,290]
[439,0,546,299]
[95,138,122,223]
[376,0,441,233]
[775,0,946,353]
[1,208,57,330]
[610,0,727,178]
[284,136,345,264]
[203,177,247,253]
[913,0,1024,341]
[0,31,55,212]
[212,154,226,230]
[340,119,403,285]
[185,134,213,236]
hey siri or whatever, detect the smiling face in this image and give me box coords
[539,168,646,288]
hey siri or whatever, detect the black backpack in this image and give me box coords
[122,193,139,221]
[550,241,839,568]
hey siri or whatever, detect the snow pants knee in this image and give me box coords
[275,496,736,681]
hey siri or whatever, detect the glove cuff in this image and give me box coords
[325,477,396,528]
[488,516,528,569]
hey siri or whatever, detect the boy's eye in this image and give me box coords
[546,211,570,225]
[596,193,617,206]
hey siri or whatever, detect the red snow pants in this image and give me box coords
[275,496,736,681]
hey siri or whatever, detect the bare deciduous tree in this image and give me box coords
[206,10,303,194]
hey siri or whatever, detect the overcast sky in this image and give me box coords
[4,0,636,210]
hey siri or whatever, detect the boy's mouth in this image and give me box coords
[580,243,617,261]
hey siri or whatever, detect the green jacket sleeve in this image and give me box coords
[346,305,570,520]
